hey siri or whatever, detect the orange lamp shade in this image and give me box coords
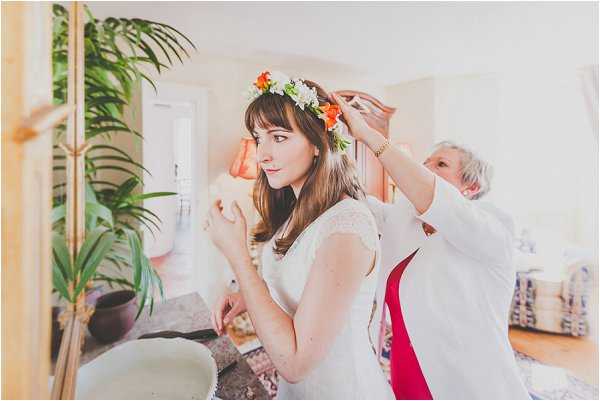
[229,137,258,179]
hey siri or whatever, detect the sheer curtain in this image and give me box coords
[579,65,599,141]
[579,64,599,344]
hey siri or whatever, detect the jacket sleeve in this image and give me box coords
[366,193,414,235]
[365,195,386,235]
[416,176,515,266]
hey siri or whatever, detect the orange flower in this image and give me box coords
[319,103,341,129]
[255,71,270,91]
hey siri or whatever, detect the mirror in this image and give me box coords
[49,2,199,398]
[12,2,592,399]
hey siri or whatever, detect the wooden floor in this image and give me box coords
[509,327,599,386]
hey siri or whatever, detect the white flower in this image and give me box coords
[292,79,319,110]
[310,88,320,108]
[244,84,262,100]
[267,71,290,95]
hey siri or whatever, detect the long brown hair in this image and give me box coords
[245,79,366,256]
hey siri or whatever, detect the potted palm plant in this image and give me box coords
[50,4,196,343]
[51,221,160,343]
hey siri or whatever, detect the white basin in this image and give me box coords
[74,338,217,399]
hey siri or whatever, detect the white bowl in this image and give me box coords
[74,338,217,399]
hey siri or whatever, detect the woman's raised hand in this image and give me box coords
[211,291,247,335]
[204,199,249,266]
[331,93,373,143]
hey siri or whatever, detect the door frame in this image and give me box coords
[141,80,209,295]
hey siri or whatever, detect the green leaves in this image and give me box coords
[284,83,298,97]
[51,227,116,302]
[85,202,114,229]
[50,4,192,316]
[52,3,195,146]
[72,227,116,299]
[123,228,164,320]
[333,131,352,153]
[52,232,73,282]
[51,204,66,225]
[52,262,71,302]
[51,202,113,229]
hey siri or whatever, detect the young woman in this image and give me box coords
[204,71,393,399]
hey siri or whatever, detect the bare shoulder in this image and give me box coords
[313,230,376,276]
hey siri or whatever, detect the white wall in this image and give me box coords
[493,71,595,242]
[433,74,500,173]
[385,78,436,163]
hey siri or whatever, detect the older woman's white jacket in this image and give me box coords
[367,177,530,400]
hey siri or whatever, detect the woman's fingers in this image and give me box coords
[331,93,371,142]
[211,304,221,335]
[210,310,219,334]
[215,295,229,334]
[332,93,359,126]
[232,201,241,218]
[209,199,223,220]
[223,301,243,326]
[332,93,352,113]
[232,201,246,225]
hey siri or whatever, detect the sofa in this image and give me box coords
[510,230,594,336]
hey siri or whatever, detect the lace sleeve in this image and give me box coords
[307,205,379,265]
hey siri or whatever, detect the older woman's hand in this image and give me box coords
[204,199,249,266]
[331,93,374,143]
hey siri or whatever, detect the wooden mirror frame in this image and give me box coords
[50,2,90,399]
[2,2,86,399]
[334,90,396,202]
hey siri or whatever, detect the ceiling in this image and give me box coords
[88,1,598,84]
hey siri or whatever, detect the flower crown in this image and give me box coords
[246,70,351,153]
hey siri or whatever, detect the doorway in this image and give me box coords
[141,81,208,299]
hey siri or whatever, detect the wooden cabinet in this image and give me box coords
[2,3,59,399]
[334,91,396,202]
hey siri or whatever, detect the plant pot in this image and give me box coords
[88,290,137,344]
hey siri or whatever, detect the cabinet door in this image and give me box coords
[2,2,58,399]
[334,91,396,202]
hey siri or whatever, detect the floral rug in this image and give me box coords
[243,347,280,399]
[514,351,598,400]
[233,316,598,400]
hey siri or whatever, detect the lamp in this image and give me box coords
[228,137,260,268]
[229,137,258,179]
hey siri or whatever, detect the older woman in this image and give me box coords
[333,93,529,400]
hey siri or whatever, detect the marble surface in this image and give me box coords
[65,292,269,400]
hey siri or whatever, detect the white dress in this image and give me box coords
[261,198,394,400]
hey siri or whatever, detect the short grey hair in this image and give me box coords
[433,141,493,200]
